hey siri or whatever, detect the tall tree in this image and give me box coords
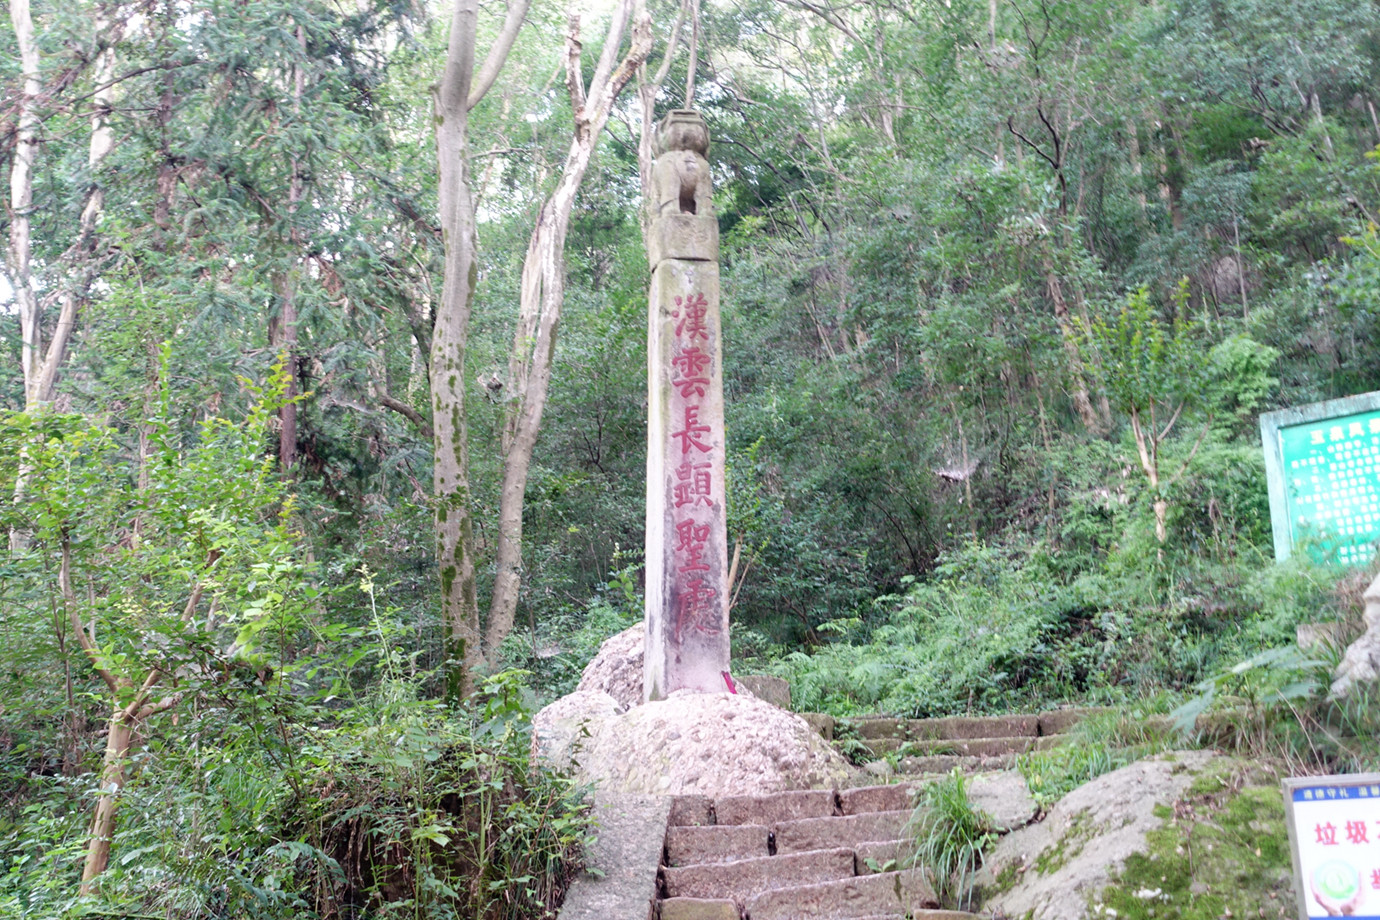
[432,0,531,697]
[483,0,653,659]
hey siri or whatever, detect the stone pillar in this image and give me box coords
[644,110,729,702]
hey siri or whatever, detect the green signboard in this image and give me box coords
[1261,392,1380,564]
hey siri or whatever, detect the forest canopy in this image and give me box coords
[2,0,1380,914]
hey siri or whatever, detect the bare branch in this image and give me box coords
[566,13,587,114]
[381,394,434,438]
[468,0,533,110]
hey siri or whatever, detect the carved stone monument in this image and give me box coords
[644,110,729,702]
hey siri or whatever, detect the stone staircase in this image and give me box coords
[838,708,1104,775]
[656,786,971,920]
[560,707,1107,920]
[647,708,1108,920]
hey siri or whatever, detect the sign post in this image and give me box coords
[1284,774,1380,919]
[1260,391,1380,564]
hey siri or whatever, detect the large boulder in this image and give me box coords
[575,625,644,709]
[976,751,1294,919]
[565,691,852,796]
[530,689,621,770]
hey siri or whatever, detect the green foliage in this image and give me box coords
[1019,708,1179,806]
[910,771,996,911]
[286,672,592,920]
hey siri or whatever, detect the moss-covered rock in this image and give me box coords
[975,751,1297,920]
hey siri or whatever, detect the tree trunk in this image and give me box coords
[8,0,41,408]
[484,4,652,656]
[431,0,531,697]
[80,710,134,894]
[1045,266,1102,434]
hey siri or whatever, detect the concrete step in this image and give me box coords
[741,867,939,920]
[773,809,914,855]
[864,734,1036,758]
[659,899,740,920]
[715,789,837,826]
[907,714,1039,740]
[837,782,919,816]
[666,824,770,866]
[897,752,1017,773]
[853,839,916,874]
[661,847,856,902]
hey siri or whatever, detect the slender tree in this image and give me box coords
[432,0,531,697]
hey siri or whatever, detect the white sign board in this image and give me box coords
[1284,774,1380,919]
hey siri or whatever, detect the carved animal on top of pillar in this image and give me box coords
[651,110,714,219]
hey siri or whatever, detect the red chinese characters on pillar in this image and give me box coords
[667,289,721,646]
[673,293,710,341]
[674,460,713,508]
[672,346,711,398]
[672,405,712,454]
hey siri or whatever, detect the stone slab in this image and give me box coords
[898,754,994,774]
[967,771,1038,832]
[1036,706,1110,736]
[837,782,918,816]
[557,792,671,920]
[662,847,855,902]
[850,718,907,740]
[665,824,769,866]
[736,674,791,710]
[659,898,739,920]
[669,795,715,827]
[853,839,915,874]
[906,714,1038,740]
[797,712,835,741]
[742,868,939,920]
[773,809,914,855]
[905,736,1033,757]
[858,736,903,755]
[715,789,837,826]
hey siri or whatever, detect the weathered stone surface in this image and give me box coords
[575,692,853,796]
[1333,572,1380,698]
[1036,706,1110,736]
[735,674,791,710]
[668,795,715,827]
[907,714,1038,740]
[715,788,837,826]
[661,848,855,902]
[575,626,644,710]
[665,824,769,866]
[967,770,1038,832]
[897,754,996,774]
[797,712,834,741]
[658,898,739,920]
[853,839,915,874]
[773,809,914,854]
[557,792,670,920]
[837,782,917,816]
[905,736,1033,757]
[742,868,939,920]
[859,760,894,780]
[644,109,730,703]
[850,717,907,740]
[975,750,1219,920]
[531,690,621,772]
[858,736,903,755]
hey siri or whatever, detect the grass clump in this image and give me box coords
[910,770,997,910]
[1019,706,1180,806]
